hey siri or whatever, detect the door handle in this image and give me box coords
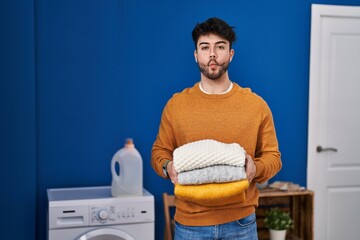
[316,146,338,153]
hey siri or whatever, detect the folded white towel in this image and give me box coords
[177,165,247,185]
[173,139,246,173]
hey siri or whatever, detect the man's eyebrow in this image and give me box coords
[198,41,228,46]
[215,41,227,45]
[199,42,209,46]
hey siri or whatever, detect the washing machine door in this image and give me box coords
[77,228,135,240]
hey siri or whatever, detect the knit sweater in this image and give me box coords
[151,82,282,226]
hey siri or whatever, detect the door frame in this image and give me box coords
[307,3,360,239]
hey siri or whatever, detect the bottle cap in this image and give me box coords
[125,138,134,147]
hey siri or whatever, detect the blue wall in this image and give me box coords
[0,0,36,239]
[2,0,360,239]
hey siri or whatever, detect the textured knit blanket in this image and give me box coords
[173,139,246,173]
[177,165,246,185]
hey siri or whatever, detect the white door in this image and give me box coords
[308,4,360,240]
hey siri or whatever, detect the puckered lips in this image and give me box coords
[208,60,218,70]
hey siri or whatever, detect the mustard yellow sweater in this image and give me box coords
[151,82,282,226]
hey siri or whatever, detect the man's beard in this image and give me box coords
[198,60,230,80]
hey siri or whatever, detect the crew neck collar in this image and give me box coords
[194,82,238,99]
[199,81,233,95]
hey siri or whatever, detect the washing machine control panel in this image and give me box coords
[90,201,154,225]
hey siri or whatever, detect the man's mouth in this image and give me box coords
[208,60,218,66]
[208,61,218,70]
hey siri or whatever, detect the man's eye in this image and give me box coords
[217,45,225,50]
[201,46,209,50]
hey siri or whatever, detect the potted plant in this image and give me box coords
[264,208,293,240]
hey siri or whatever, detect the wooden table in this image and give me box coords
[256,189,314,240]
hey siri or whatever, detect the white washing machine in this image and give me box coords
[47,186,154,240]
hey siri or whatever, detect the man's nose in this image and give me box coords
[210,48,216,58]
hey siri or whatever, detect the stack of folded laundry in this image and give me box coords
[173,139,249,206]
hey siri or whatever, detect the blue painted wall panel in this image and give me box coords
[0,0,35,239]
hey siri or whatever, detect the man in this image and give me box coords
[151,17,281,240]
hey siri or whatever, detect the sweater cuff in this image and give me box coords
[253,160,265,183]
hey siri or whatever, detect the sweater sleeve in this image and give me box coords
[253,102,282,183]
[151,99,176,178]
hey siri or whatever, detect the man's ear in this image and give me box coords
[229,49,235,62]
[194,50,198,62]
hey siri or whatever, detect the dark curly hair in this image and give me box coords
[192,17,236,50]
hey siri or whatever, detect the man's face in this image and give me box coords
[194,34,234,80]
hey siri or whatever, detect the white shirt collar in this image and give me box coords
[199,81,233,95]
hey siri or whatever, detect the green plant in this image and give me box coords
[264,208,294,230]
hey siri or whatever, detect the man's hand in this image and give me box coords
[245,154,256,183]
[167,161,178,184]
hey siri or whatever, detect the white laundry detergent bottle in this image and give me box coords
[111,138,143,197]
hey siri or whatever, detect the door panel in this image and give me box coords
[327,188,360,238]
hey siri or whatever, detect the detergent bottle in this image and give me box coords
[111,138,143,197]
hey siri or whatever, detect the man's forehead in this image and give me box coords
[197,34,229,45]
